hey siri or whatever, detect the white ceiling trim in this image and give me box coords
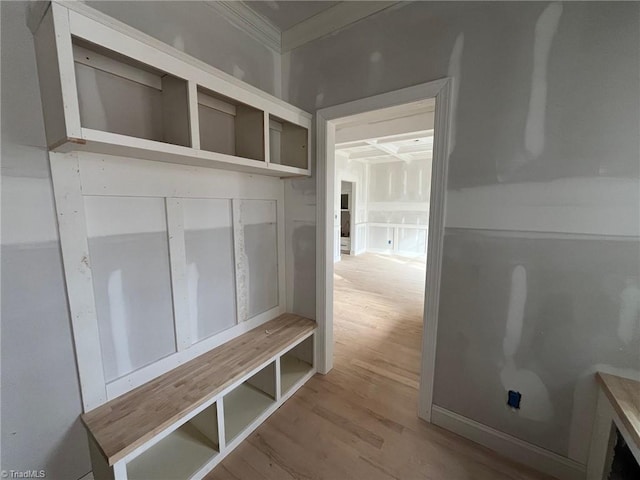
[204,1,403,54]
[281,1,401,52]
[204,1,282,53]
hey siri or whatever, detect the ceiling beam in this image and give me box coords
[336,129,433,149]
[364,139,412,163]
[348,149,390,160]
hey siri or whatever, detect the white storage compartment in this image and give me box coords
[269,115,308,169]
[280,335,314,396]
[72,38,191,147]
[127,403,219,480]
[198,87,265,162]
[223,362,276,443]
[34,3,312,177]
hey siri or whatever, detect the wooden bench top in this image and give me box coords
[81,313,316,465]
[596,372,640,449]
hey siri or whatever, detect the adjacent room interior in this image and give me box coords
[331,102,435,476]
[2,2,639,480]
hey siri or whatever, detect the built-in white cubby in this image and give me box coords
[280,335,315,396]
[198,87,265,162]
[126,403,219,480]
[32,1,311,177]
[223,363,277,443]
[269,115,309,169]
[73,38,192,148]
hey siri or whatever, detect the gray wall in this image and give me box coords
[87,1,281,97]
[284,0,640,464]
[0,2,280,477]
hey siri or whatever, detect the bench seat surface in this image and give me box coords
[81,313,316,465]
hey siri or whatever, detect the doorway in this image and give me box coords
[316,79,453,421]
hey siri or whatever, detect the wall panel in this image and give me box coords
[434,229,640,461]
[183,198,237,343]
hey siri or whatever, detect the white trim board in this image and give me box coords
[315,78,453,424]
[431,406,586,480]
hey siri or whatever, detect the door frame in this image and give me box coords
[315,78,453,421]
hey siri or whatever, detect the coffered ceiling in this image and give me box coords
[336,130,434,165]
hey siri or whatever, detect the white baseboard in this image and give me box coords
[431,405,586,480]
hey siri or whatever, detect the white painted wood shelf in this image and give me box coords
[32,1,312,178]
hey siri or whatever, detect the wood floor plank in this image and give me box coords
[206,254,554,480]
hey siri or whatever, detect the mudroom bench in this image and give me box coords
[82,314,316,480]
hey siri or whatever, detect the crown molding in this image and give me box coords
[26,1,51,34]
[282,1,401,52]
[204,1,281,53]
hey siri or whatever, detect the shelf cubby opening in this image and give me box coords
[280,335,314,396]
[126,402,219,480]
[197,87,265,162]
[223,362,276,443]
[269,115,308,169]
[72,37,191,147]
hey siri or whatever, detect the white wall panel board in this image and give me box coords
[182,198,237,342]
[84,196,176,382]
[78,153,282,200]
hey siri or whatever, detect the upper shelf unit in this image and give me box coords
[31,1,311,178]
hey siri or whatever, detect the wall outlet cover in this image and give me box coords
[507,390,522,409]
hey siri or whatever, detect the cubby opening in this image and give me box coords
[269,115,308,169]
[126,402,219,480]
[72,38,191,147]
[198,87,265,161]
[223,362,276,443]
[280,335,314,396]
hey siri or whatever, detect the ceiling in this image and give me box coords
[244,1,340,31]
[210,1,402,52]
[336,130,434,165]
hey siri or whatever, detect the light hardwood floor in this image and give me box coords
[207,253,553,480]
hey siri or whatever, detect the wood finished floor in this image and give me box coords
[206,253,553,480]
